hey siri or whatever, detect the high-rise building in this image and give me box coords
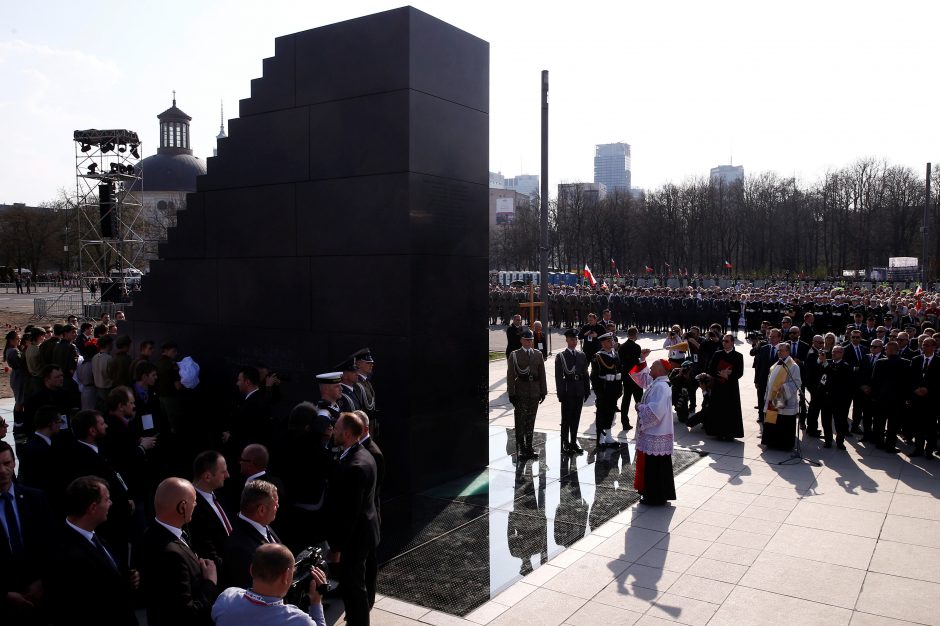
[594,142,631,194]
[557,182,607,209]
[506,174,539,198]
[490,171,539,198]
[710,164,744,186]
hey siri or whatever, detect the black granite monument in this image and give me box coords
[126,6,490,495]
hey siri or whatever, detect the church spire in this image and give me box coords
[217,100,226,140]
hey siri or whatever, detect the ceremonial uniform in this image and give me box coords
[554,335,590,454]
[507,336,547,458]
[590,335,623,447]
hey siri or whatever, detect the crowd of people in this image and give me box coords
[1,315,383,626]
[504,283,940,508]
[490,282,940,336]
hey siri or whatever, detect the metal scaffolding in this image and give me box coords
[73,128,143,309]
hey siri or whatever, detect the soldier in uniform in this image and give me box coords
[351,348,379,439]
[315,372,343,423]
[507,330,547,459]
[591,333,623,448]
[555,328,590,455]
[336,360,363,413]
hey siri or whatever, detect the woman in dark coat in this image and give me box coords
[704,334,745,440]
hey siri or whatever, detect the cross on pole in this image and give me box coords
[519,283,544,325]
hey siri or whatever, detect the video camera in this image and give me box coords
[285,546,330,606]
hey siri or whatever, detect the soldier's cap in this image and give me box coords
[351,348,374,363]
[520,329,534,340]
[316,372,343,384]
[563,328,578,338]
[598,332,614,341]
[334,358,358,373]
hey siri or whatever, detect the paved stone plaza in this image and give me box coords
[368,330,940,626]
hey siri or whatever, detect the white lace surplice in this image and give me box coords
[630,364,675,456]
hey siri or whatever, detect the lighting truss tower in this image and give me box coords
[73,129,143,307]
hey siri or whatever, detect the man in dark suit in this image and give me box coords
[17,405,64,500]
[189,450,232,567]
[0,441,52,623]
[803,335,826,437]
[223,367,272,457]
[753,328,782,423]
[139,477,218,626]
[816,346,853,450]
[909,337,940,458]
[220,479,280,590]
[618,327,642,431]
[65,409,134,567]
[327,413,379,626]
[556,328,591,455]
[355,410,385,525]
[226,443,285,516]
[870,341,910,452]
[843,330,870,435]
[46,476,139,626]
[24,364,73,436]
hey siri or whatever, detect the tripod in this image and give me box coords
[776,387,821,467]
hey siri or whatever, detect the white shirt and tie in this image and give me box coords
[195,488,233,535]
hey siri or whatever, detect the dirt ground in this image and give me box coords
[0,310,51,400]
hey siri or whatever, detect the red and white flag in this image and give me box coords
[583,264,597,287]
[645,265,654,274]
[916,285,923,297]
[723,260,733,269]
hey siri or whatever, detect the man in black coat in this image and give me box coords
[188,450,232,567]
[220,479,281,590]
[843,329,870,435]
[17,405,65,500]
[139,477,218,626]
[816,346,853,450]
[0,442,52,623]
[24,364,73,436]
[355,411,385,526]
[618,327,643,431]
[46,476,139,626]
[555,328,591,455]
[505,314,525,359]
[909,336,940,458]
[65,409,134,567]
[327,413,379,626]
[870,341,910,452]
[223,367,272,457]
[753,329,782,423]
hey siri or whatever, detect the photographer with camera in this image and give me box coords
[212,543,327,626]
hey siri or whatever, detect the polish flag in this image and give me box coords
[645,266,654,274]
[723,260,733,269]
[916,285,923,297]
[583,264,597,287]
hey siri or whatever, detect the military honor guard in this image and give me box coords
[555,328,590,455]
[351,348,379,439]
[507,329,547,459]
[591,332,623,448]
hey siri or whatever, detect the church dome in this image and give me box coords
[130,153,206,192]
[129,94,206,193]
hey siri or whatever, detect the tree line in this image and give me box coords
[490,158,940,279]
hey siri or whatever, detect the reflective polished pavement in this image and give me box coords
[378,427,703,616]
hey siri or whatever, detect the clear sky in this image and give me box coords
[2,0,938,205]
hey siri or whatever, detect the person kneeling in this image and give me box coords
[212,543,328,626]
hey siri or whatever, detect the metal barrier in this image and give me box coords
[32,295,132,321]
[0,282,68,294]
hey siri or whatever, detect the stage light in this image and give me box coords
[110,163,119,173]
[118,144,126,153]
[80,143,92,153]
[101,142,115,153]
[87,163,98,174]
[129,144,140,159]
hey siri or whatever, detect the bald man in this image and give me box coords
[139,477,219,626]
